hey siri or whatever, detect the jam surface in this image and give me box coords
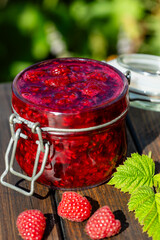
[12,58,129,189]
[12,58,128,128]
[14,58,126,112]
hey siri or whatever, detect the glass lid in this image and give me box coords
[118,54,160,76]
[107,54,160,112]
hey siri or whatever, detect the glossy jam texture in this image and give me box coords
[16,120,127,189]
[12,58,129,189]
[12,58,128,128]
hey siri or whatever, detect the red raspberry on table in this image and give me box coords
[16,209,46,240]
[85,206,121,239]
[57,191,92,222]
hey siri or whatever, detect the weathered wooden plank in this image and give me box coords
[0,83,62,240]
[54,125,151,239]
[127,106,160,162]
[0,84,155,240]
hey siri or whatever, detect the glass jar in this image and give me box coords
[2,58,129,193]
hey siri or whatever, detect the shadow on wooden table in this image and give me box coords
[127,107,160,156]
[15,178,53,199]
[114,210,129,233]
[43,213,57,240]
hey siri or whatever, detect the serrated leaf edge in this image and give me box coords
[128,187,160,239]
[128,194,151,212]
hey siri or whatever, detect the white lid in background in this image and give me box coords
[107,54,160,111]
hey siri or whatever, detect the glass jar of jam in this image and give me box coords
[1,58,129,194]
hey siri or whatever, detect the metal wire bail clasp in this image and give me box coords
[0,113,50,196]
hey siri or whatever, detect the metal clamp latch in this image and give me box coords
[0,113,50,196]
[124,70,131,85]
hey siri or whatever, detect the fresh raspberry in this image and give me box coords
[57,191,92,222]
[85,206,121,239]
[16,209,46,240]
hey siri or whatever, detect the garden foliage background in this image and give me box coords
[0,0,160,83]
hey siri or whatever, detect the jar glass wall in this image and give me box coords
[11,58,129,189]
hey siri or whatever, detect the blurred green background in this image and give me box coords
[0,0,160,83]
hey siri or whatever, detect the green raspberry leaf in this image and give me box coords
[108,153,155,194]
[155,193,160,222]
[128,186,160,240]
[153,174,160,193]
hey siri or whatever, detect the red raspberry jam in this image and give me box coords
[12,58,129,189]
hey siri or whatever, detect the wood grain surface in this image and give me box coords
[1,83,159,240]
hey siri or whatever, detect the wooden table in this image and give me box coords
[1,83,160,240]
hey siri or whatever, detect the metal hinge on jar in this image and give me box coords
[0,113,50,196]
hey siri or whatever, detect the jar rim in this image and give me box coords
[12,58,128,113]
[12,58,129,129]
